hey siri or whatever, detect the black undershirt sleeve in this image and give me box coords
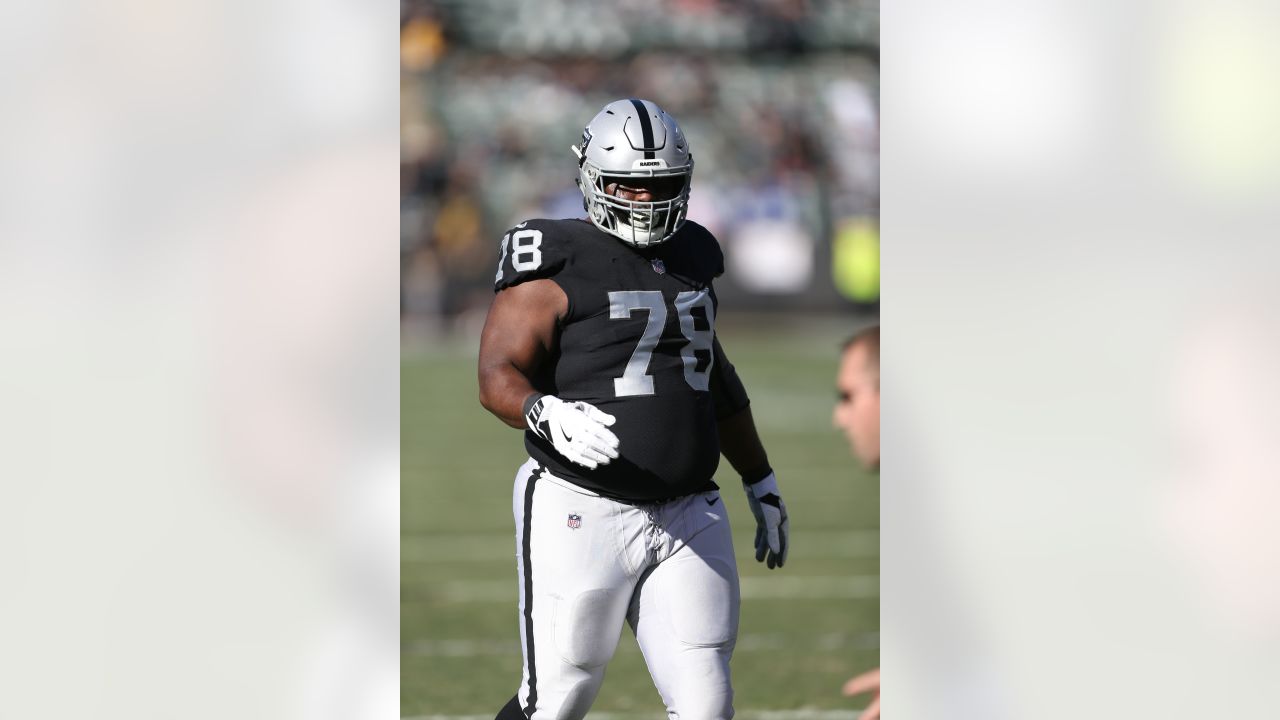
[709,336,751,420]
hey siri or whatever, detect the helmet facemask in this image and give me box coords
[578,160,692,248]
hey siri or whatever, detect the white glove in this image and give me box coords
[525,394,620,470]
[744,471,789,569]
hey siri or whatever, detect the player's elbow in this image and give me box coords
[477,367,501,414]
[477,365,524,429]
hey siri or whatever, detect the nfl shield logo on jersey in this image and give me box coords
[567,513,582,529]
[651,258,666,274]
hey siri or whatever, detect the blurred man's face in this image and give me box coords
[1163,316,1280,635]
[834,342,880,468]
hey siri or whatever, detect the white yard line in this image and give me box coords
[403,530,878,563]
[405,712,864,720]
[424,575,878,603]
[405,632,879,658]
[738,575,879,600]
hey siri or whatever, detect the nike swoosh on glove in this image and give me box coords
[525,394,621,470]
[744,471,789,569]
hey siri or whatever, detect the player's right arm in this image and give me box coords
[478,278,566,429]
[477,278,621,469]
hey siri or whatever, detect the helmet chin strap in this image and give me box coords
[578,158,687,247]
[614,206,673,246]
[606,193,679,246]
[629,208,655,228]
[614,219,656,247]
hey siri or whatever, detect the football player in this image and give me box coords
[833,326,881,720]
[478,98,789,720]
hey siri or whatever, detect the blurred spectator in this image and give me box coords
[833,326,881,719]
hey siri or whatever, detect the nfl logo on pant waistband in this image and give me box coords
[567,513,582,529]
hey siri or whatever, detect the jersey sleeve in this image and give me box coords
[686,220,725,280]
[493,220,572,292]
[710,231,725,278]
[709,336,751,419]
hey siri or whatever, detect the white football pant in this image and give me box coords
[510,458,740,720]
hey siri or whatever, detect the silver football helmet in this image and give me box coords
[571,99,693,248]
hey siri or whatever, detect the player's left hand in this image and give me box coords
[743,471,789,569]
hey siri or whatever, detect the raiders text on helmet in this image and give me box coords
[570,99,694,248]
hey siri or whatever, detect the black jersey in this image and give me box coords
[494,218,726,502]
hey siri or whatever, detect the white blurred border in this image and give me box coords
[886,1,1280,718]
[0,1,399,718]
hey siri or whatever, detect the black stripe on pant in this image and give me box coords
[520,467,541,717]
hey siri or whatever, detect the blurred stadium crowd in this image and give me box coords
[402,0,879,337]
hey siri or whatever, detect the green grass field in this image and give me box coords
[402,317,879,717]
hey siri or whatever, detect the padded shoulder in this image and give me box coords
[680,220,725,279]
[493,219,580,292]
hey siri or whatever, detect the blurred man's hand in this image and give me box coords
[843,667,880,720]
